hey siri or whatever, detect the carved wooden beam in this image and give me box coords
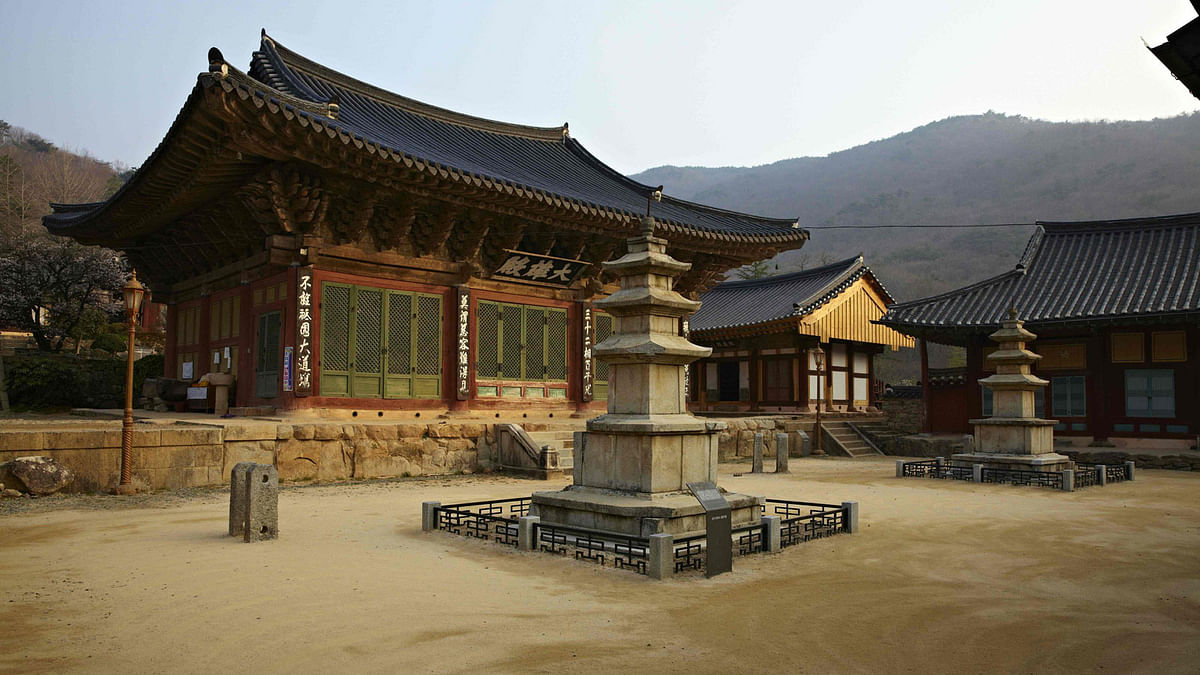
[479,216,527,274]
[327,188,377,245]
[445,209,492,264]
[369,195,417,252]
[412,204,456,256]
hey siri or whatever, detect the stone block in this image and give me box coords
[161,427,221,446]
[762,515,782,553]
[794,431,811,457]
[364,425,397,441]
[243,464,279,542]
[396,425,426,438]
[717,432,737,462]
[316,441,352,481]
[0,431,42,452]
[276,424,294,440]
[341,425,363,439]
[292,424,315,440]
[229,462,253,536]
[458,424,485,438]
[221,442,274,482]
[276,441,319,481]
[131,428,162,447]
[313,424,344,441]
[428,423,460,438]
[737,430,754,458]
[223,424,277,442]
[43,430,118,450]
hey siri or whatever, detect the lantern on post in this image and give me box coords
[117,270,146,495]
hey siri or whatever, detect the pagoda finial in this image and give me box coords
[645,185,663,217]
[640,215,658,239]
[1007,305,1018,320]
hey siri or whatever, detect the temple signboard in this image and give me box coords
[295,266,313,396]
[456,286,470,400]
[493,250,586,287]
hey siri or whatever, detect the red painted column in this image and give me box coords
[919,338,931,433]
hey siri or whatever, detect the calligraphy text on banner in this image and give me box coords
[294,266,314,396]
[492,250,587,287]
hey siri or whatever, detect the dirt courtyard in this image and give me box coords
[1,457,1197,674]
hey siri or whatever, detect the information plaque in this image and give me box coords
[687,481,732,577]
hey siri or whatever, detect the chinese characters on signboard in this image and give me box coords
[283,346,294,392]
[681,318,691,401]
[492,250,586,287]
[581,304,594,402]
[295,266,313,396]
[456,287,470,400]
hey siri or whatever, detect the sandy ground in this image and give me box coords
[1,457,1197,674]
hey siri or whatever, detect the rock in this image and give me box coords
[10,456,74,495]
[1,488,22,499]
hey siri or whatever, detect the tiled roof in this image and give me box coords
[1149,9,1200,100]
[690,255,878,332]
[879,212,1200,334]
[45,32,805,248]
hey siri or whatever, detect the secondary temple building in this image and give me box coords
[688,255,913,413]
[880,212,1199,449]
[44,32,808,415]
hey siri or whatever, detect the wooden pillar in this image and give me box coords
[164,302,178,379]
[1086,328,1109,442]
[749,347,761,411]
[919,338,931,433]
[965,335,985,429]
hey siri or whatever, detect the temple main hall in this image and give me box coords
[44,31,808,415]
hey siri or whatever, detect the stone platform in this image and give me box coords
[531,486,763,537]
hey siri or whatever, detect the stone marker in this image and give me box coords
[794,430,811,457]
[229,462,254,537]
[10,456,74,496]
[775,432,789,473]
[243,463,279,542]
[752,432,764,473]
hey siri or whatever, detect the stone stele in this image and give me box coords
[530,217,763,537]
[952,310,1070,473]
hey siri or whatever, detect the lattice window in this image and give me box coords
[524,306,546,380]
[546,309,567,381]
[386,292,412,376]
[594,311,614,383]
[322,284,351,371]
[501,305,523,380]
[355,288,383,375]
[416,295,441,376]
[477,301,500,378]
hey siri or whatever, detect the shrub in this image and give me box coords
[4,353,166,410]
[90,332,128,353]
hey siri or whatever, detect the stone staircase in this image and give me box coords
[851,421,903,454]
[525,430,576,470]
[821,421,884,458]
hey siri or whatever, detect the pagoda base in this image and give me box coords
[530,486,764,538]
[951,452,1072,473]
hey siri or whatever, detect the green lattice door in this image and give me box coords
[320,283,352,396]
[353,287,385,397]
[322,283,442,399]
[384,291,442,398]
[475,300,567,397]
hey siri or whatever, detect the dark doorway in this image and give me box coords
[255,311,281,399]
[717,360,740,402]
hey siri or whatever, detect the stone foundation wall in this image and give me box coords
[712,417,817,461]
[0,422,501,494]
[1060,449,1200,472]
[880,398,923,435]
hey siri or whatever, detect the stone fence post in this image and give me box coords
[775,433,789,473]
[752,433,764,473]
[841,501,860,534]
[972,464,983,483]
[1096,464,1107,487]
[1125,461,1136,481]
[648,533,674,580]
[761,515,782,552]
[422,501,441,532]
[518,515,540,551]
[1061,469,1075,492]
[895,460,906,478]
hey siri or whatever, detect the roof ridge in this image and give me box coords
[792,257,868,315]
[261,31,567,142]
[1037,210,1200,231]
[710,254,861,289]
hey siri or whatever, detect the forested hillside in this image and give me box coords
[635,112,1200,304]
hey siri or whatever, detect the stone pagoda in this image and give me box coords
[952,309,1069,472]
[530,217,763,536]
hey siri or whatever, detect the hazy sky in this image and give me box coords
[1,1,1197,175]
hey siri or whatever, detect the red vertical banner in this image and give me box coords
[294,266,314,397]
[456,286,470,401]
[581,303,594,402]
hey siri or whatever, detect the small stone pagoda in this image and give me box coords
[530,217,763,536]
[952,309,1069,472]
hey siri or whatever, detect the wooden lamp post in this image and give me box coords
[116,270,146,495]
[812,346,825,454]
